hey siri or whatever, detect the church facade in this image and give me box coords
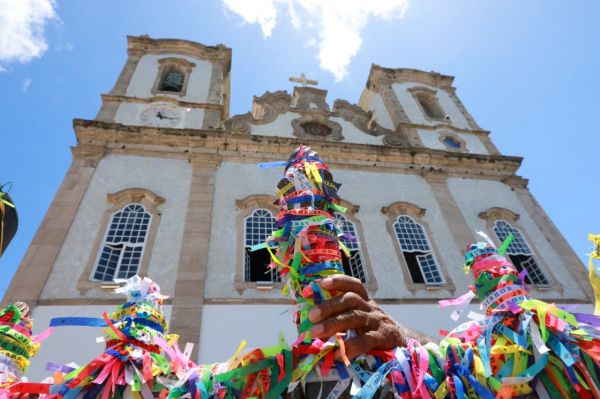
[3,36,592,379]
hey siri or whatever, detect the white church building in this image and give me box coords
[2,35,592,381]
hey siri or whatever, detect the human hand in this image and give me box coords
[307,275,403,362]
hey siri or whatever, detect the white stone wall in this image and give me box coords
[28,305,172,383]
[249,112,384,146]
[446,178,587,300]
[198,305,297,365]
[416,129,489,155]
[126,54,213,104]
[198,303,595,365]
[207,162,470,301]
[332,169,470,298]
[114,101,205,129]
[248,113,299,138]
[392,83,470,130]
[368,93,394,130]
[40,155,192,300]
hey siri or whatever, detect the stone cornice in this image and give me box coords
[420,170,448,183]
[479,207,520,222]
[339,200,360,215]
[396,121,491,137]
[381,201,426,217]
[71,119,524,178]
[100,94,223,110]
[107,188,165,205]
[366,64,455,91]
[70,145,107,164]
[157,57,196,69]
[127,35,232,70]
[235,194,278,210]
[190,155,222,169]
[502,176,529,189]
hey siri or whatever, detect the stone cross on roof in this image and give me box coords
[289,73,318,87]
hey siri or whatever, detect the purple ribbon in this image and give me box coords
[45,362,76,374]
[340,233,358,242]
[573,313,600,327]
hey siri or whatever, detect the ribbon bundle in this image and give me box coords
[0,302,52,399]
[8,276,178,399]
[0,184,17,258]
[6,146,600,399]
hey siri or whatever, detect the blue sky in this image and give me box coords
[0,1,598,296]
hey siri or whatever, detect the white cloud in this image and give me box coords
[221,0,279,37]
[0,0,58,68]
[22,78,32,92]
[220,0,408,81]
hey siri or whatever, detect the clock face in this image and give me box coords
[140,106,182,128]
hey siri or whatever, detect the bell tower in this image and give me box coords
[95,35,232,130]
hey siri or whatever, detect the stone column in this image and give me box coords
[108,49,143,96]
[202,109,222,130]
[95,49,144,122]
[504,177,594,299]
[169,155,221,361]
[379,82,411,127]
[421,171,477,255]
[1,146,106,308]
[476,132,501,156]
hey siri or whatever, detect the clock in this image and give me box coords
[140,105,182,128]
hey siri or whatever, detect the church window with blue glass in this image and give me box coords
[444,137,461,149]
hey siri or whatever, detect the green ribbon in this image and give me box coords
[498,233,515,256]
[215,358,276,383]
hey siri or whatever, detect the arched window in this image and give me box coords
[418,93,443,119]
[493,220,552,285]
[92,204,151,281]
[408,87,446,122]
[334,213,368,283]
[159,66,184,92]
[244,209,280,282]
[151,58,195,98]
[393,215,444,285]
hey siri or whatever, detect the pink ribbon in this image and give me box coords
[408,340,431,399]
[0,322,31,338]
[31,327,54,344]
[152,336,184,367]
[291,332,306,347]
[438,291,476,321]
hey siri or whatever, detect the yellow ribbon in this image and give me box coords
[589,234,600,316]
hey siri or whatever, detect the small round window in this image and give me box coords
[444,137,461,149]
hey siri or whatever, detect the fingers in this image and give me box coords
[320,275,370,301]
[333,331,383,362]
[310,309,370,339]
[308,292,371,323]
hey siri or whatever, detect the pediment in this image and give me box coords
[223,89,409,147]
